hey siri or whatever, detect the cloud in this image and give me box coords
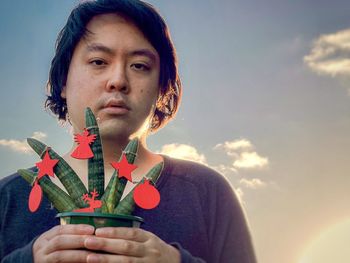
[31,132,47,140]
[239,178,267,189]
[158,140,271,205]
[0,131,47,154]
[160,139,269,171]
[214,139,269,169]
[304,28,350,77]
[234,152,269,169]
[158,143,207,164]
[215,139,253,152]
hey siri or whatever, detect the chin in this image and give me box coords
[98,117,149,140]
[99,123,137,141]
[98,120,122,134]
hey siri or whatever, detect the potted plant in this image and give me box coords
[18,107,162,229]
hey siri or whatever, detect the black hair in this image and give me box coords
[45,0,181,132]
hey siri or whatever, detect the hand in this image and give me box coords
[84,227,181,263]
[33,224,95,263]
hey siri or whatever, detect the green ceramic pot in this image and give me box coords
[56,212,144,228]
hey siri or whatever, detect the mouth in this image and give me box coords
[102,99,130,115]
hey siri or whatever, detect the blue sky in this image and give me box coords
[1,1,350,262]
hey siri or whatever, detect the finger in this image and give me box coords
[42,224,95,240]
[46,249,90,263]
[94,227,148,242]
[45,234,93,254]
[87,253,141,263]
[84,237,145,257]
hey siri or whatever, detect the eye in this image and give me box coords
[131,63,150,71]
[89,59,107,66]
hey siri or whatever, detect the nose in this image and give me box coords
[105,64,129,93]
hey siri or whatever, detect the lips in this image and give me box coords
[102,98,130,115]
[104,98,130,109]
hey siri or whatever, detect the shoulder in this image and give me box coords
[0,170,33,207]
[161,155,235,195]
[0,167,35,190]
[0,172,30,193]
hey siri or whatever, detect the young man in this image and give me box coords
[0,1,257,262]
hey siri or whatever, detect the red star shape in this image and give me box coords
[110,153,137,182]
[36,150,59,180]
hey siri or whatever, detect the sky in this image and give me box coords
[1,1,350,262]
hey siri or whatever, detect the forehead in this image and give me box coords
[87,13,136,32]
[77,13,157,54]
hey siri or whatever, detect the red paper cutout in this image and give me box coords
[134,179,160,209]
[36,150,59,179]
[110,153,137,182]
[71,128,97,159]
[73,189,102,213]
[28,181,43,212]
[29,150,58,213]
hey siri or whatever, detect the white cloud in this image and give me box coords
[158,143,207,164]
[158,140,271,198]
[214,139,253,152]
[156,139,274,208]
[234,151,269,169]
[0,131,47,154]
[0,139,31,154]
[214,139,269,169]
[159,139,269,173]
[32,131,47,140]
[304,28,350,77]
[239,178,267,189]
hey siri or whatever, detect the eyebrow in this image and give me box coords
[85,43,157,62]
[129,49,157,63]
[86,43,115,55]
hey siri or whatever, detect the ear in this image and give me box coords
[61,86,67,99]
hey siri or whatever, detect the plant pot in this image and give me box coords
[56,212,144,228]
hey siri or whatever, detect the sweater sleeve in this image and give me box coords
[0,175,35,263]
[0,175,32,263]
[170,242,206,263]
[0,174,56,263]
[0,239,35,263]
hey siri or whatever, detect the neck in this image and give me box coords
[99,133,151,164]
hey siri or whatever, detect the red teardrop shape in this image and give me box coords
[133,180,160,209]
[28,181,43,212]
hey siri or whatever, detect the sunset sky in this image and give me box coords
[1,1,350,262]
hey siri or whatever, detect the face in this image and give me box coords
[61,14,160,141]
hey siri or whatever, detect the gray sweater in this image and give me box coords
[0,155,256,263]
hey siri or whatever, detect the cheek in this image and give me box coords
[132,89,157,118]
[66,74,98,102]
[141,87,158,106]
[140,70,160,97]
[66,65,97,90]
[65,79,95,116]
[65,84,84,107]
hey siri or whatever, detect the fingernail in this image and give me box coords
[95,228,108,235]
